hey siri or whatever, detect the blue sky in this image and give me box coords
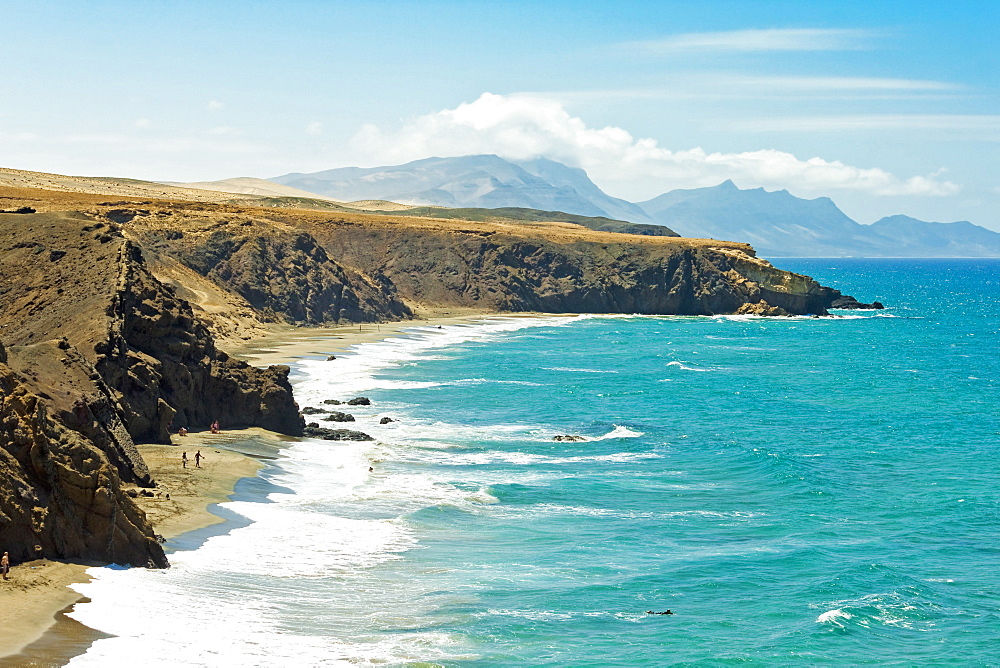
[2,0,997,228]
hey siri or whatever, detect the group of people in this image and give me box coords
[174,420,221,437]
[181,451,205,469]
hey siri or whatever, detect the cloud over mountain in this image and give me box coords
[351,93,960,202]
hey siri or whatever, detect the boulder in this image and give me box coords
[302,425,374,441]
[379,417,394,424]
[325,411,355,422]
[830,296,885,310]
[347,397,371,406]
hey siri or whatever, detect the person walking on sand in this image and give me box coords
[182,452,188,468]
[195,450,204,468]
[210,420,220,434]
[1,552,9,580]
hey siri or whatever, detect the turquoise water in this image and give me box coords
[69,259,1000,666]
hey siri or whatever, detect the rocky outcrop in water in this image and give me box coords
[830,296,884,310]
[302,424,374,441]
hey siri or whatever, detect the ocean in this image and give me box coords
[66,259,1000,666]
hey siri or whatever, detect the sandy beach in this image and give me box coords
[0,428,281,664]
[225,308,498,367]
[0,311,519,665]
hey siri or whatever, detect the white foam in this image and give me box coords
[590,425,644,440]
[666,360,709,372]
[295,316,573,405]
[817,608,853,624]
[540,366,618,374]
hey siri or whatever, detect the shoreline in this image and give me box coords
[0,428,288,664]
[0,312,530,664]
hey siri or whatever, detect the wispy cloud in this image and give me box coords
[0,131,37,141]
[206,100,225,111]
[714,75,959,92]
[306,121,323,136]
[350,92,960,199]
[623,28,880,53]
[526,75,960,105]
[208,126,241,135]
[735,114,1000,134]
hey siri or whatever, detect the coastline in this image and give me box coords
[0,429,283,664]
[0,310,519,665]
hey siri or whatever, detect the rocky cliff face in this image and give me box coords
[95,239,304,442]
[304,222,850,316]
[0,341,167,567]
[132,213,410,325]
[0,211,305,567]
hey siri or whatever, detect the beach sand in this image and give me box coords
[226,308,498,367]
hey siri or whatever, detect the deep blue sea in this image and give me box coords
[68,259,1000,666]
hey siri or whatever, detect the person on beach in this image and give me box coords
[195,450,204,468]
[178,426,187,436]
[1,552,9,580]
[210,420,220,434]
[182,452,188,468]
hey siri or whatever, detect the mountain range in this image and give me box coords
[196,155,1000,257]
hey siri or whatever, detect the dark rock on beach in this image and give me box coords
[379,416,395,424]
[322,399,342,405]
[301,406,325,415]
[303,425,374,441]
[325,411,355,422]
[347,397,371,406]
[553,435,586,442]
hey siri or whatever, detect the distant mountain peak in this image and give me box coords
[271,154,656,225]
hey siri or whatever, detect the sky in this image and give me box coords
[2,0,998,228]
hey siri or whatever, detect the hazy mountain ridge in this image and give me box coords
[272,155,657,224]
[269,156,1000,257]
[638,181,1000,257]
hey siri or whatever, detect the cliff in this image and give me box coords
[0,210,304,567]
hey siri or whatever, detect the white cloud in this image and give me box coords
[208,125,241,135]
[206,100,225,110]
[349,92,960,199]
[306,121,323,135]
[134,118,152,129]
[0,131,36,141]
[735,114,1000,133]
[624,28,878,53]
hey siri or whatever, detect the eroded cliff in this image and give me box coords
[0,210,304,566]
